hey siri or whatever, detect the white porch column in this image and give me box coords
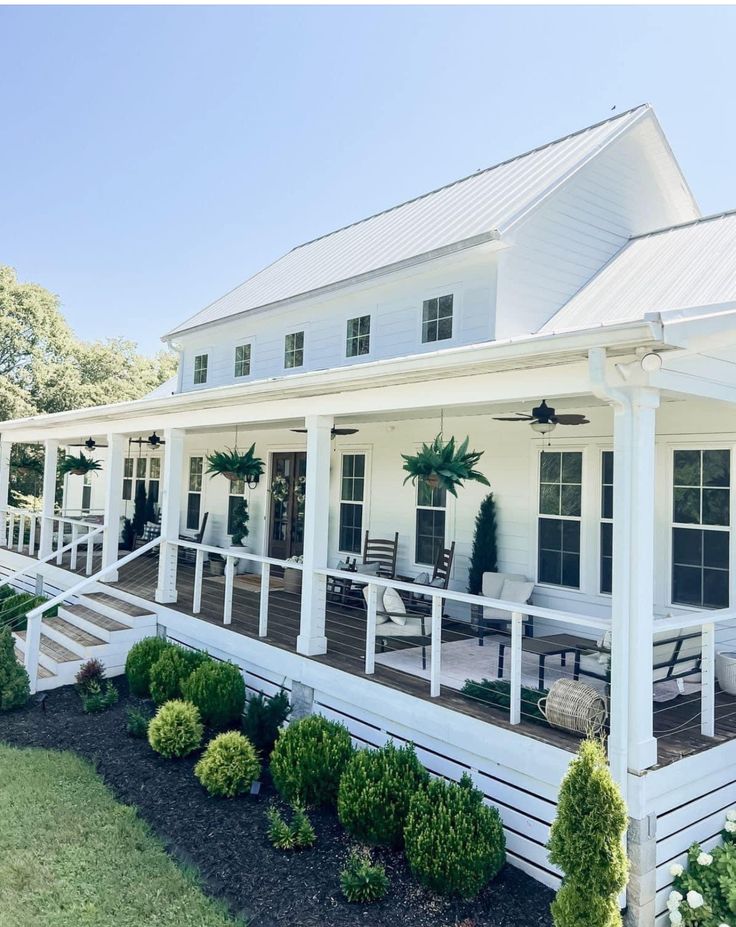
[156,427,185,604]
[610,386,660,778]
[0,440,12,545]
[297,414,333,656]
[38,439,59,559]
[101,433,125,581]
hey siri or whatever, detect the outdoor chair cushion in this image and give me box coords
[481,572,530,621]
[355,561,381,576]
[383,586,406,624]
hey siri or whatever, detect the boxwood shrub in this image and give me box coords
[195,731,260,797]
[149,646,209,705]
[338,741,429,847]
[148,699,203,758]
[404,773,505,898]
[0,626,30,711]
[125,637,172,697]
[181,659,245,729]
[270,714,354,807]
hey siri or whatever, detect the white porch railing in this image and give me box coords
[0,523,105,594]
[0,506,105,571]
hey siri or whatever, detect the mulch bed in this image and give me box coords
[0,680,554,927]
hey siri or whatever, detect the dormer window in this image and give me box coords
[193,353,208,385]
[285,331,304,369]
[346,315,370,357]
[422,294,453,343]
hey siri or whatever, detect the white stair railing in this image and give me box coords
[0,524,105,594]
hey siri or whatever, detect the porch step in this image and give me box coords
[79,591,157,625]
[14,629,84,678]
[14,646,54,680]
[44,615,107,652]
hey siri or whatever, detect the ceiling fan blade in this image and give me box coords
[290,428,307,434]
[552,414,589,425]
[493,415,534,422]
[332,428,359,436]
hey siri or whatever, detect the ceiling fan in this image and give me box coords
[129,431,166,449]
[290,426,359,439]
[493,400,589,435]
[68,437,108,451]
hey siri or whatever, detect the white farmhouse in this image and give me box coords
[3,103,736,926]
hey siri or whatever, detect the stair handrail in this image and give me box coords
[0,524,105,590]
[23,536,162,692]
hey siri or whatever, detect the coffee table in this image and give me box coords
[496,634,596,690]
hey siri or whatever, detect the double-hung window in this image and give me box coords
[672,449,730,608]
[193,354,208,385]
[422,294,453,343]
[186,457,204,531]
[284,331,304,369]
[81,473,92,514]
[234,344,251,378]
[148,457,161,506]
[538,450,582,588]
[135,457,147,497]
[416,480,446,566]
[122,458,133,501]
[227,478,246,536]
[346,316,370,357]
[339,453,365,553]
[600,450,613,595]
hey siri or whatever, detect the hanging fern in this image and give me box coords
[58,453,102,477]
[401,434,489,497]
[205,444,265,482]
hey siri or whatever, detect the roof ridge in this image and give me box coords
[291,104,650,253]
[630,207,736,241]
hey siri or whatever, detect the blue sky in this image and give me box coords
[1,5,736,353]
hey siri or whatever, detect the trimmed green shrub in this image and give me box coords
[194,731,260,797]
[405,773,505,899]
[461,678,550,726]
[149,646,209,705]
[338,741,429,847]
[0,626,30,711]
[340,850,389,903]
[265,804,316,850]
[270,714,354,807]
[242,689,291,757]
[126,706,151,738]
[547,738,628,927]
[181,660,245,729]
[125,637,172,697]
[148,700,203,758]
[0,592,48,633]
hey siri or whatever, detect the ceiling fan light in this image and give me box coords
[530,420,556,435]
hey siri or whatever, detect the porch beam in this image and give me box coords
[155,427,185,604]
[101,434,125,580]
[38,439,59,560]
[296,414,333,656]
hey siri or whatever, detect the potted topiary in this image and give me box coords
[205,444,265,486]
[401,434,489,496]
[229,498,250,549]
[59,452,102,477]
[468,493,498,629]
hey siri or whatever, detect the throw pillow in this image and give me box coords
[355,560,381,576]
[383,587,407,625]
[413,571,430,586]
[361,585,389,624]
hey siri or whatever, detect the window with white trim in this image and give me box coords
[600,450,613,595]
[234,343,251,378]
[193,353,208,385]
[227,477,246,536]
[422,294,453,343]
[538,450,582,588]
[346,316,370,357]
[135,457,147,497]
[339,453,365,553]
[148,457,161,506]
[186,457,203,531]
[416,480,446,566]
[672,449,730,608]
[122,457,133,501]
[81,473,92,513]
[284,331,304,369]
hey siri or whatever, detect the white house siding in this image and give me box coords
[175,250,497,393]
[495,117,699,340]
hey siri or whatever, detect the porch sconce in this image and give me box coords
[246,474,260,490]
[530,420,556,435]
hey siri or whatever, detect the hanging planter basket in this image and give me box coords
[222,471,241,483]
[58,453,103,478]
[424,473,441,489]
[401,433,490,497]
[205,444,265,485]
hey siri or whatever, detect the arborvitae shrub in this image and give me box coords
[404,773,505,899]
[270,714,354,807]
[242,690,291,757]
[149,646,209,704]
[0,627,30,710]
[81,679,118,713]
[125,637,171,697]
[148,699,203,758]
[194,731,260,797]
[266,804,316,850]
[126,706,151,738]
[340,850,389,903]
[547,738,628,927]
[181,660,245,729]
[338,741,429,847]
[467,493,498,595]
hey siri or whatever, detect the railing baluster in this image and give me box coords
[24,612,42,695]
[701,621,716,737]
[7,513,14,550]
[223,555,234,625]
[70,524,79,570]
[259,563,270,637]
[85,529,94,575]
[28,515,36,557]
[509,611,523,725]
[365,582,378,675]
[430,594,442,697]
[16,514,24,553]
[56,518,64,565]
[193,549,204,614]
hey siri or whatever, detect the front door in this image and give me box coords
[268,452,307,561]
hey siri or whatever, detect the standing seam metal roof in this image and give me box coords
[166,105,652,337]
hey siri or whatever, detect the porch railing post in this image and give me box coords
[0,440,11,546]
[701,621,716,737]
[102,433,125,582]
[85,527,95,575]
[70,523,79,570]
[155,428,185,605]
[38,439,58,559]
[296,414,333,656]
[192,548,204,614]
[223,555,234,625]
[364,582,378,675]
[24,612,42,695]
[509,610,523,725]
[430,594,442,697]
[258,563,270,637]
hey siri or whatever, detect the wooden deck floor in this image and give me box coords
[15,546,736,768]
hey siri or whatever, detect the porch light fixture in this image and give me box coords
[530,420,556,435]
[246,474,260,489]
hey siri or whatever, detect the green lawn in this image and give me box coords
[0,743,242,927]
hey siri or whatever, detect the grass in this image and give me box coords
[0,743,243,927]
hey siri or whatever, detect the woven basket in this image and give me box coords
[538,678,608,735]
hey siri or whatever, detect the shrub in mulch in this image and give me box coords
[195,731,260,798]
[148,699,203,758]
[181,660,245,729]
[270,714,354,808]
[149,646,209,705]
[125,637,171,697]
